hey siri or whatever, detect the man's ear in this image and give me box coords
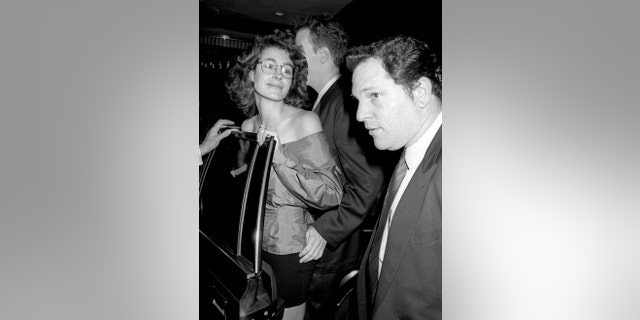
[413,77,433,108]
[318,47,331,64]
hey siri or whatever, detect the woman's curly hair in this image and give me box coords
[225,30,309,117]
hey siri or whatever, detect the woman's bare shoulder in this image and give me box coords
[241,116,258,132]
[292,109,322,133]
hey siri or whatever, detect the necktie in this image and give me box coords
[367,151,408,299]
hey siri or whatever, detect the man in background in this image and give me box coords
[294,16,386,320]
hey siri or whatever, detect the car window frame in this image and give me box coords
[199,131,276,275]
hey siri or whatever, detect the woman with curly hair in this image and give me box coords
[225,30,344,320]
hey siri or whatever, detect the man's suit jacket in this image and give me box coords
[357,127,442,320]
[310,78,385,273]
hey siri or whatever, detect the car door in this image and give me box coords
[199,130,284,320]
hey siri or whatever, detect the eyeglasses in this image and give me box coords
[256,59,294,79]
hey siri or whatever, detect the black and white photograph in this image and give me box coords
[3,1,640,320]
[199,0,441,319]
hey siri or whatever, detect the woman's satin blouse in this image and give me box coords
[262,131,344,255]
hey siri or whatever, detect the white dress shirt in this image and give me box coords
[378,112,442,275]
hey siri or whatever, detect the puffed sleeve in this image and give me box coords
[271,132,344,210]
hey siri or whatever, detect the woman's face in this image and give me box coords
[250,47,294,102]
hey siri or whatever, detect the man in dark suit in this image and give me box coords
[294,16,386,320]
[347,36,443,320]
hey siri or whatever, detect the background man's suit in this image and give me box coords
[306,78,385,319]
[357,127,442,320]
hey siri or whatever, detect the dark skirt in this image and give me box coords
[262,251,317,307]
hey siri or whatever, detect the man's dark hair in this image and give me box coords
[293,15,348,67]
[346,36,442,99]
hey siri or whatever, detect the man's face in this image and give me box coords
[351,58,423,151]
[294,28,320,90]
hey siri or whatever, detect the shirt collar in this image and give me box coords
[404,112,442,171]
[312,74,341,111]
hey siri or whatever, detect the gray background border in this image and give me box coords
[1,0,638,319]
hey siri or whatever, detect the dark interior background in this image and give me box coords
[199,0,442,140]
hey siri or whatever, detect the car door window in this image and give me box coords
[200,131,275,269]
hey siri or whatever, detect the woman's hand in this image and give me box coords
[200,119,238,156]
[257,125,279,146]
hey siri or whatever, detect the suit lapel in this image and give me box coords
[358,209,385,318]
[373,127,442,309]
[313,81,339,119]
